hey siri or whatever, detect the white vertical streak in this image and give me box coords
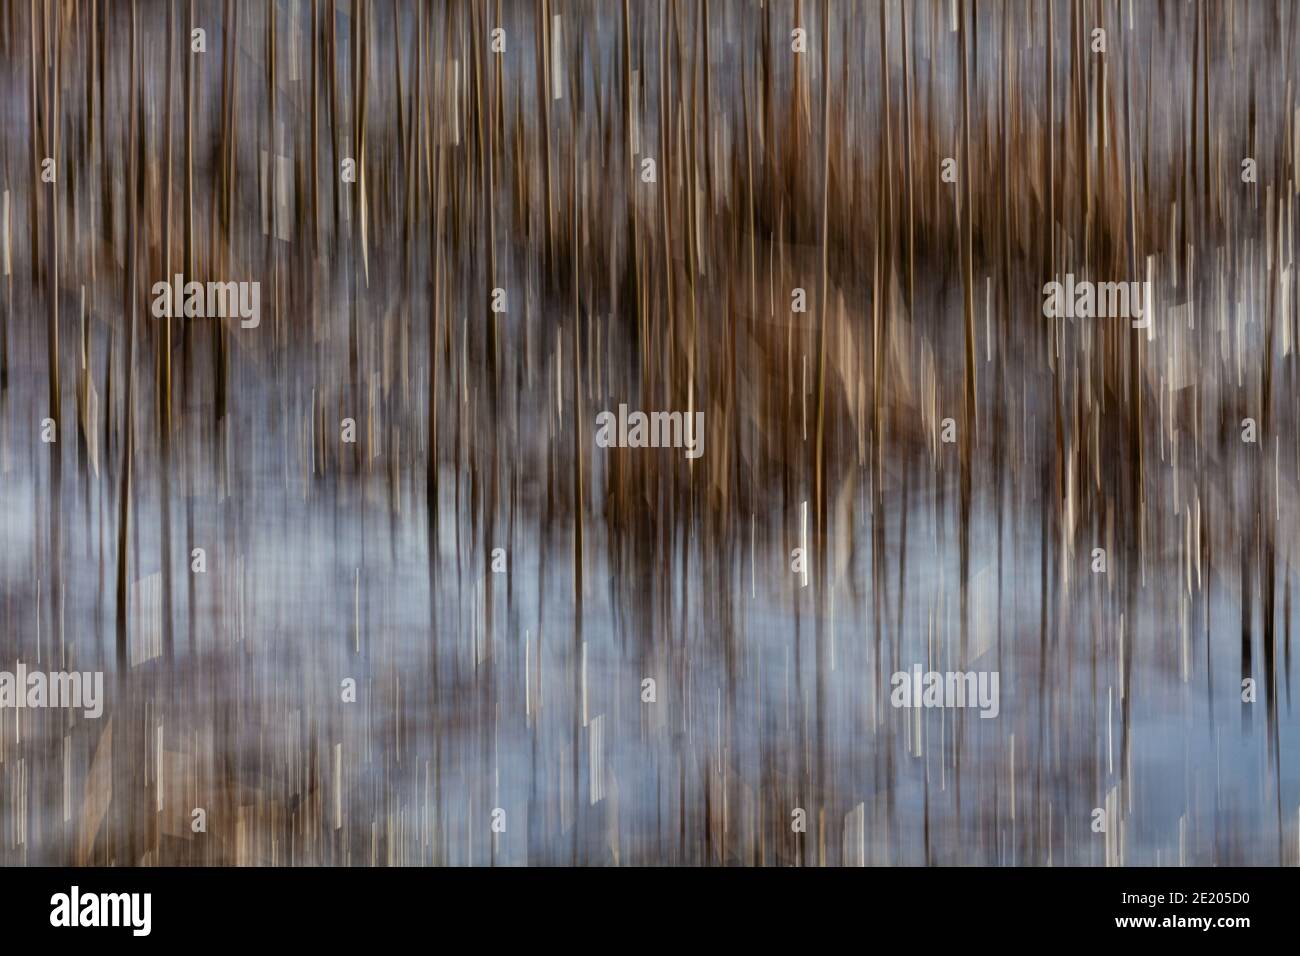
[551,16,564,100]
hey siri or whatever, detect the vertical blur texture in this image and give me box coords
[0,0,1297,865]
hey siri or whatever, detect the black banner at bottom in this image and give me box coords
[0,866,1276,943]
